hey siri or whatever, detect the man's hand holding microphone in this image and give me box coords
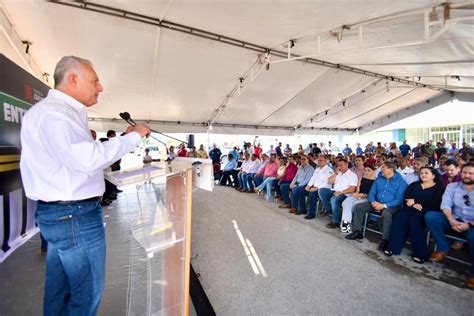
[126,124,151,138]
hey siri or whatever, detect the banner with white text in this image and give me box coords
[0,54,49,262]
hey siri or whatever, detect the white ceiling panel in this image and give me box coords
[0,0,472,134]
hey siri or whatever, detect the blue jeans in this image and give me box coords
[425,211,474,275]
[291,186,307,211]
[237,172,247,189]
[257,177,276,200]
[253,174,264,188]
[280,183,291,205]
[36,200,106,316]
[243,173,255,191]
[308,190,319,216]
[318,188,347,224]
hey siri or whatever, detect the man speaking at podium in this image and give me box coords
[20,56,150,315]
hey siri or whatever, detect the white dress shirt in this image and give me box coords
[397,166,414,177]
[240,159,251,172]
[333,169,359,193]
[307,164,334,189]
[246,159,261,173]
[20,89,141,201]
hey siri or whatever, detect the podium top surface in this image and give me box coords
[105,159,200,187]
[105,158,213,191]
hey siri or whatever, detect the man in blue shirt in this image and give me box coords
[219,154,238,187]
[355,143,363,156]
[229,147,240,163]
[346,161,407,252]
[342,144,353,157]
[209,143,222,164]
[275,142,283,157]
[399,140,411,157]
[425,162,474,288]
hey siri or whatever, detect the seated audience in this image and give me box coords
[305,154,334,219]
[275,155,298,200]
[340,165,377,234]
[350,155,365,181]
[245,154,269,191]
[404,158,427,185]
[346,161,407,252]
[397,156,414,178]
[385,167,445,263]
[441,159,461,187]
[254,153,279,189]
[425,162,474,288]
[236,153,251,190]
[318,158,358,228]
[256,156,286,201]
[239,154,261,192]
[219,154,238,186]
[279,155,314,214]
[365,153,377,167]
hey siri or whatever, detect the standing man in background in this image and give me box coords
[20,56,150,315]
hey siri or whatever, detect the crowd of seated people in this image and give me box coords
[213,138,474,288]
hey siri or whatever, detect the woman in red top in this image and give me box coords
[275,155,298,199]
[253,137,262,159]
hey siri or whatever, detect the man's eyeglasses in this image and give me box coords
[463,194,471,206]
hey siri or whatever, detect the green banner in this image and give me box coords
[0,92,31,147]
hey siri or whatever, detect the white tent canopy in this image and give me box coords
[1,0,473,135]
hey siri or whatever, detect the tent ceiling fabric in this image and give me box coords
[1,0,473,135]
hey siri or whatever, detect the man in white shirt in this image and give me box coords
[304,154,334,219]
[20,56,150,316]
[396,156,414,178]
[318,159,358,228]
[404,158,427,185]
[239,154,261,192]
[236,152,250,190]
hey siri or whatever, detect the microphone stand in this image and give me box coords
[127,117,188,146]
[120,112,191,162]
[122,118,170,158]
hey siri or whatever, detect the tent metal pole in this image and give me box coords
[48,0,449,94]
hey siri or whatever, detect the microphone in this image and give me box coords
[118,112,188,145]
[119,112,169,157]
[119,112,131,121]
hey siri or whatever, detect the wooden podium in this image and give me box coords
[106,158,213,316]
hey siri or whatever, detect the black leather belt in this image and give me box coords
[38,196,101,205]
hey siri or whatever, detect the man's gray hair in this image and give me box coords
[54,56,93,88]
[414,157,428,165]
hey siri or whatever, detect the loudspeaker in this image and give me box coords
[187,134,195,148]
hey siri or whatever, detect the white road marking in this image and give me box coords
[232,220,267,277]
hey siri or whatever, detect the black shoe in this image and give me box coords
[378,239,388,252]
[304,214,315,220]
[100,200,112,206]
[295,210,307,215]
[345,231,363,240]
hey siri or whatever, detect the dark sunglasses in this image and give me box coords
[463,194,471,206]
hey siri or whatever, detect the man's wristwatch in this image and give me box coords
[383,204,388,209]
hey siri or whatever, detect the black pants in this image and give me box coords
[220,170,239,187]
